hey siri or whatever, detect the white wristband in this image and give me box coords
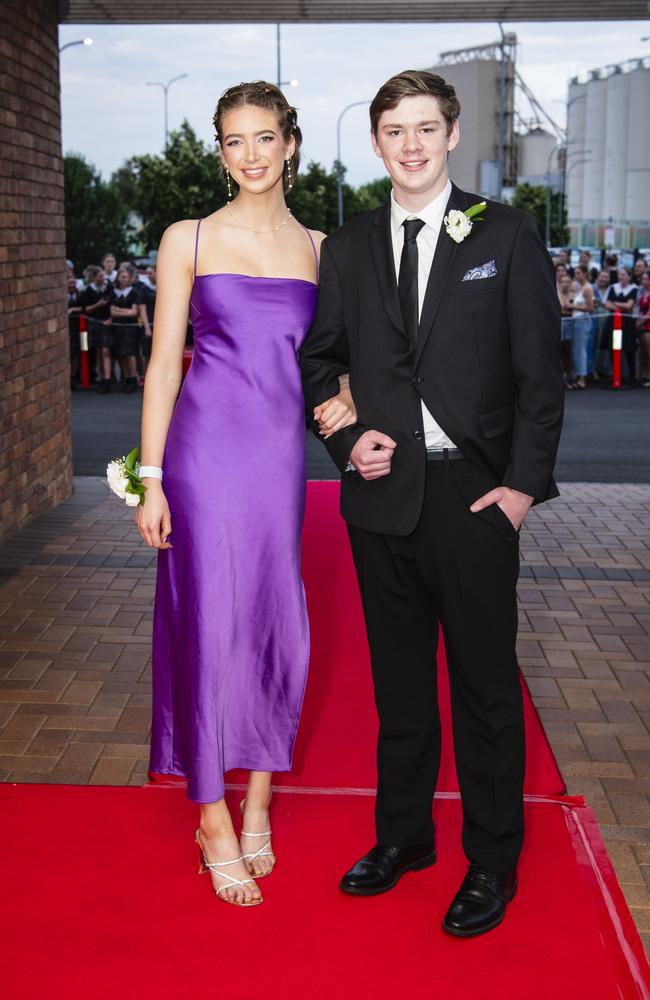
[139,465,163,480]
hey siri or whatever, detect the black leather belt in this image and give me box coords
[426,448,464,462]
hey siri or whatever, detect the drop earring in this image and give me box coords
[225,166,233,201]
[286,158,293,192]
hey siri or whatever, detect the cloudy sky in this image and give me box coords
[59,20,648,187]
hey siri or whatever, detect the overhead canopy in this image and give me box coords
[59,0,648,22]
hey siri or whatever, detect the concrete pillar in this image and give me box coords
[0,1,72,541]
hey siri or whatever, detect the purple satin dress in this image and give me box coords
[149,218,318,803]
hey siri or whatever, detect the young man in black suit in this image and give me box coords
[300,70,564,937]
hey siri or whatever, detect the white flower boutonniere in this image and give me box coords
[106,447,145,507]
[444,201,487,244]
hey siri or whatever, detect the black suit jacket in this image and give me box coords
[300,183,564,536]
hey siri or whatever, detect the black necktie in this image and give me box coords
[398,218,426,348]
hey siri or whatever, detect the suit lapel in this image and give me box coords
[368,202,407,340]
[414,183,469,367]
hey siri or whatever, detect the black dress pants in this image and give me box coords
[347,458,525,875]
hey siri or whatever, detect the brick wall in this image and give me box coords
[0,1,72,541]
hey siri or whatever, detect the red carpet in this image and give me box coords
[4,484,649,997]
[2,783,649,1000]
[228,482,563,796]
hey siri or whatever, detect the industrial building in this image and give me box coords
[428,39,516,198]
[567,58,650,249]
[428,41,563,202]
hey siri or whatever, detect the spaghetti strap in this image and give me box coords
[300,223,320,283]
[193,218,202,280]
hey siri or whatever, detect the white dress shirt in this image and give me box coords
[390,180,457,451]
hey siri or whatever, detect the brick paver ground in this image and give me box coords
[1,477,649,952]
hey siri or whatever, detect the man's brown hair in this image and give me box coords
[370,70,460,137]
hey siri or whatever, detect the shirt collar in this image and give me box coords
[390,178,452,236]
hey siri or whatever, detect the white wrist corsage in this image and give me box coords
[106,447,146,507]
[444,201,487,244]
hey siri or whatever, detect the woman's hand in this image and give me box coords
[135,481,172,549]
[314,385,357,439]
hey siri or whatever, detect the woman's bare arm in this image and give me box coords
[139,221,194,468]
[136,221,195,550]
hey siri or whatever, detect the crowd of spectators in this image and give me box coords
[67,247,650,396]
[66,253,157,394]
[554,250,650,389]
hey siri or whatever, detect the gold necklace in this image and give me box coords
[226,204,292,235]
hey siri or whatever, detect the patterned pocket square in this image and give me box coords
[462,259,497,281]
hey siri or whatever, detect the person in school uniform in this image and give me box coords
[80,265,113,393]
[102,253,118,284]
[67,274,82,387]
[110,268,141,393]
[138,265,157,377]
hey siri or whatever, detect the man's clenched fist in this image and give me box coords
[349,431,397,481]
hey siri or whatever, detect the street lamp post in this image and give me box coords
[496,22,506,200]
[544,93,589,247]
[336,100,371,228]
[545,142,562,247]
[59,38,93,54]
[566,157,592,177]
[146,74,188,149]
[565,156,592,246]
[560,144,592,235]
[275,25,299,90]
[560,93,588,236]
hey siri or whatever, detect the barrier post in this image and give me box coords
[79,315,91,390]
[611,310,622,389]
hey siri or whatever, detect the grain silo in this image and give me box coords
[567,58,650,247]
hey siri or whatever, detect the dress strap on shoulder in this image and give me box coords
[193,218,203,279]
[299,222,320,283]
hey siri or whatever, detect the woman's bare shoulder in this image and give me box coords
[308,229,327,248]
[160,219,200,247]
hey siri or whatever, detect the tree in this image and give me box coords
[109,162,139,215]
[352,176,392,215]
[124,121,228,251]
[288,161,343,233]
[64,153,132,273]
[70,119,394,266]
[510,182,569,247]
[286,161,389,233]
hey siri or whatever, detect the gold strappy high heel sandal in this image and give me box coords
[240,799,275,878]
[194,828,263,907]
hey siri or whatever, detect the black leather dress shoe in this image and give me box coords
[340,842,436,896]
[442,863,517,937]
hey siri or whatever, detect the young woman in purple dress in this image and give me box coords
[135,83,356,907]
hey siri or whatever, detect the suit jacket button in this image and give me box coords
[413,376,422,385]
[413,430,423,440]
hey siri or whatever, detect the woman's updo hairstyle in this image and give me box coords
[214,81,302,193]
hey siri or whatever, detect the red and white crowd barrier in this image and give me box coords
[611,310,622,389]
[78,314,91,390]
